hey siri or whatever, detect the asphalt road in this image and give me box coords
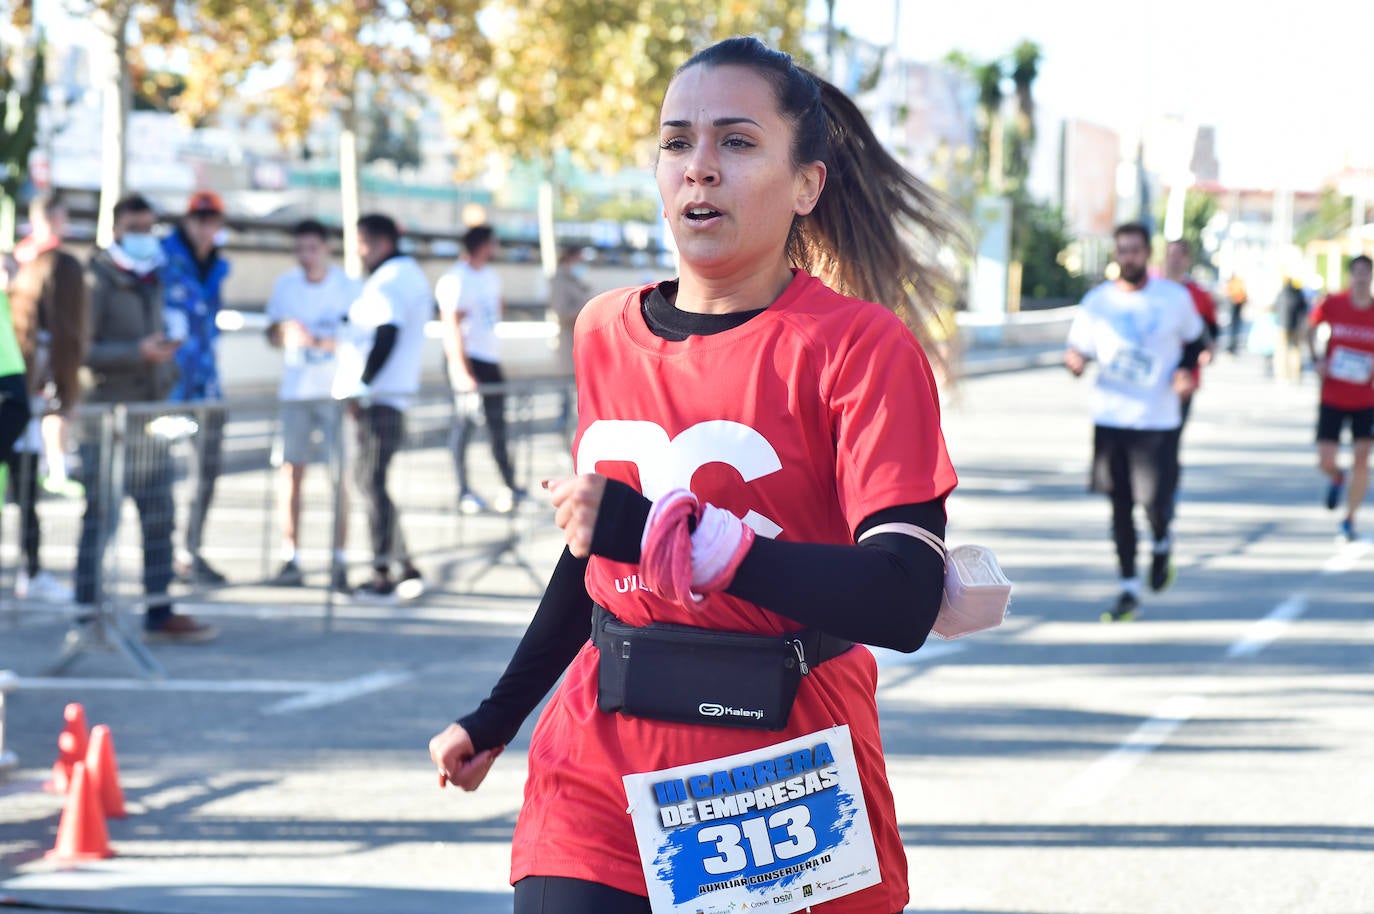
[1,353,1370,914]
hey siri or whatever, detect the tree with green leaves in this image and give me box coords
[140,0,488,272]
[434,0,806,274]
[0,35,44,251]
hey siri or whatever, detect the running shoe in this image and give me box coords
[331,566,351,594]
[175,556,229,586]
[144,613,219,644]
[1149,552,1176,592]
[1325,470,1346,511]
[15,570,74,602]
[492,486,528,514]
[351,574,398,604]
[1101,591,1140,623]
[395,566,426,601]
[1339,518,1357,543]
[458,490,488,515]
[270,560,304,587]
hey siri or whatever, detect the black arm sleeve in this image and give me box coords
[457,547,593,753]
[590,479,947,652]
[1180,336,1206,370]
[360,323,399,385]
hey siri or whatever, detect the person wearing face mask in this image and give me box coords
[78,193,217,642]
[1065,222,1206,622]
[162,190,232,586]
[548,244,592,434]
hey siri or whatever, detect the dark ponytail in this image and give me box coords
[678,37,966,358]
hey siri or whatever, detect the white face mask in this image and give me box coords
[120,233,160,261]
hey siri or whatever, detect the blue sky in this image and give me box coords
[817,0,1373,190]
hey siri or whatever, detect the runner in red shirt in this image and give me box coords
[1307,254,1374,540]
[429,36,962,914]
[1164,240,1219,427]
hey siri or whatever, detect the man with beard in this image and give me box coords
[1065,223,1206,621]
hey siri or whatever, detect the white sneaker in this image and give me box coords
[16,570,74,602]
[395,570,426,602]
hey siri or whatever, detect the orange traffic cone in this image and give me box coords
[44,703,90,794]
[84,725,127,819]
[45,761,114,862]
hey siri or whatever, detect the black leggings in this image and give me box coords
[7,451,41,575]
[513,877,650,914]
[451,357,517,492]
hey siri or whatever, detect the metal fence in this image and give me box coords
[0,378,576,677]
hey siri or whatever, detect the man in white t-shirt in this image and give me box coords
[435,224,522,514]
[332,213,432,602]
[265,219,358,590]
[1065,222,1206,622]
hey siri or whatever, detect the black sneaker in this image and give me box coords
[1101,591,1140,623]
[1149,552,1175,592]
[351,574,397,604]
[331,566,351,594]
[270,560,304,587]
[1325,470,1346,511]
[176,556,228,586]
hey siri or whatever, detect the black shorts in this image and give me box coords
[1316,403,1374,443]
[1090,425,1178,502]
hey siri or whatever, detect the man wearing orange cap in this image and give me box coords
[162,190,232,585]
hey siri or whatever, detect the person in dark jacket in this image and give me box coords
[76,192,217,643]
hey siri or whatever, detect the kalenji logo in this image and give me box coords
[698,703,765,720]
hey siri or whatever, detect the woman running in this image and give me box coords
[430,35,962,914]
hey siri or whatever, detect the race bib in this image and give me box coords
[1102,346,1159,388]
[1329,346,1374,384]
[623,725,881,914]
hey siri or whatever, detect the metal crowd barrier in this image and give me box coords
[0,377,578,677]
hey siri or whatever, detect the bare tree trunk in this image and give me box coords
[94,2,130,248]
[537,155,558,279]
[339,88,362,277]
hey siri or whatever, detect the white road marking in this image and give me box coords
[1049,693,1205,810]
[1053,542,1365,810]
[871,641,965,670]
[16,677,311,693]
[1226,595,1308,659]
[1321,540,1370,574]
[260,669,413,715]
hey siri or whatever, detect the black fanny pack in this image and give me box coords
[592,604,853,731]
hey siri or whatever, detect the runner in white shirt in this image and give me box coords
[435,224,523,514]
[333,213,432,603]
[1065,222,1206,621]
[265,219,358,591]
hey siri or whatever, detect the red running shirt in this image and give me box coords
[510,271,957,912]
[1310,291,1374,410]
[1183,280,1218,386]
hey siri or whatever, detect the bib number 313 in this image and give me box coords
[622,725,881,914]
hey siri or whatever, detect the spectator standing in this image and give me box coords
[1274,276,1309,383]
[76,193,216,642]
[436,225,523,514]
[547,244,591,433]
[162,190,232,585]
[332,213,429,602]
[265,219,358,590]
[1225,274,1248,354]
[6,193,86,601]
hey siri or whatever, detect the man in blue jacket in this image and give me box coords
[162,190,231,585]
